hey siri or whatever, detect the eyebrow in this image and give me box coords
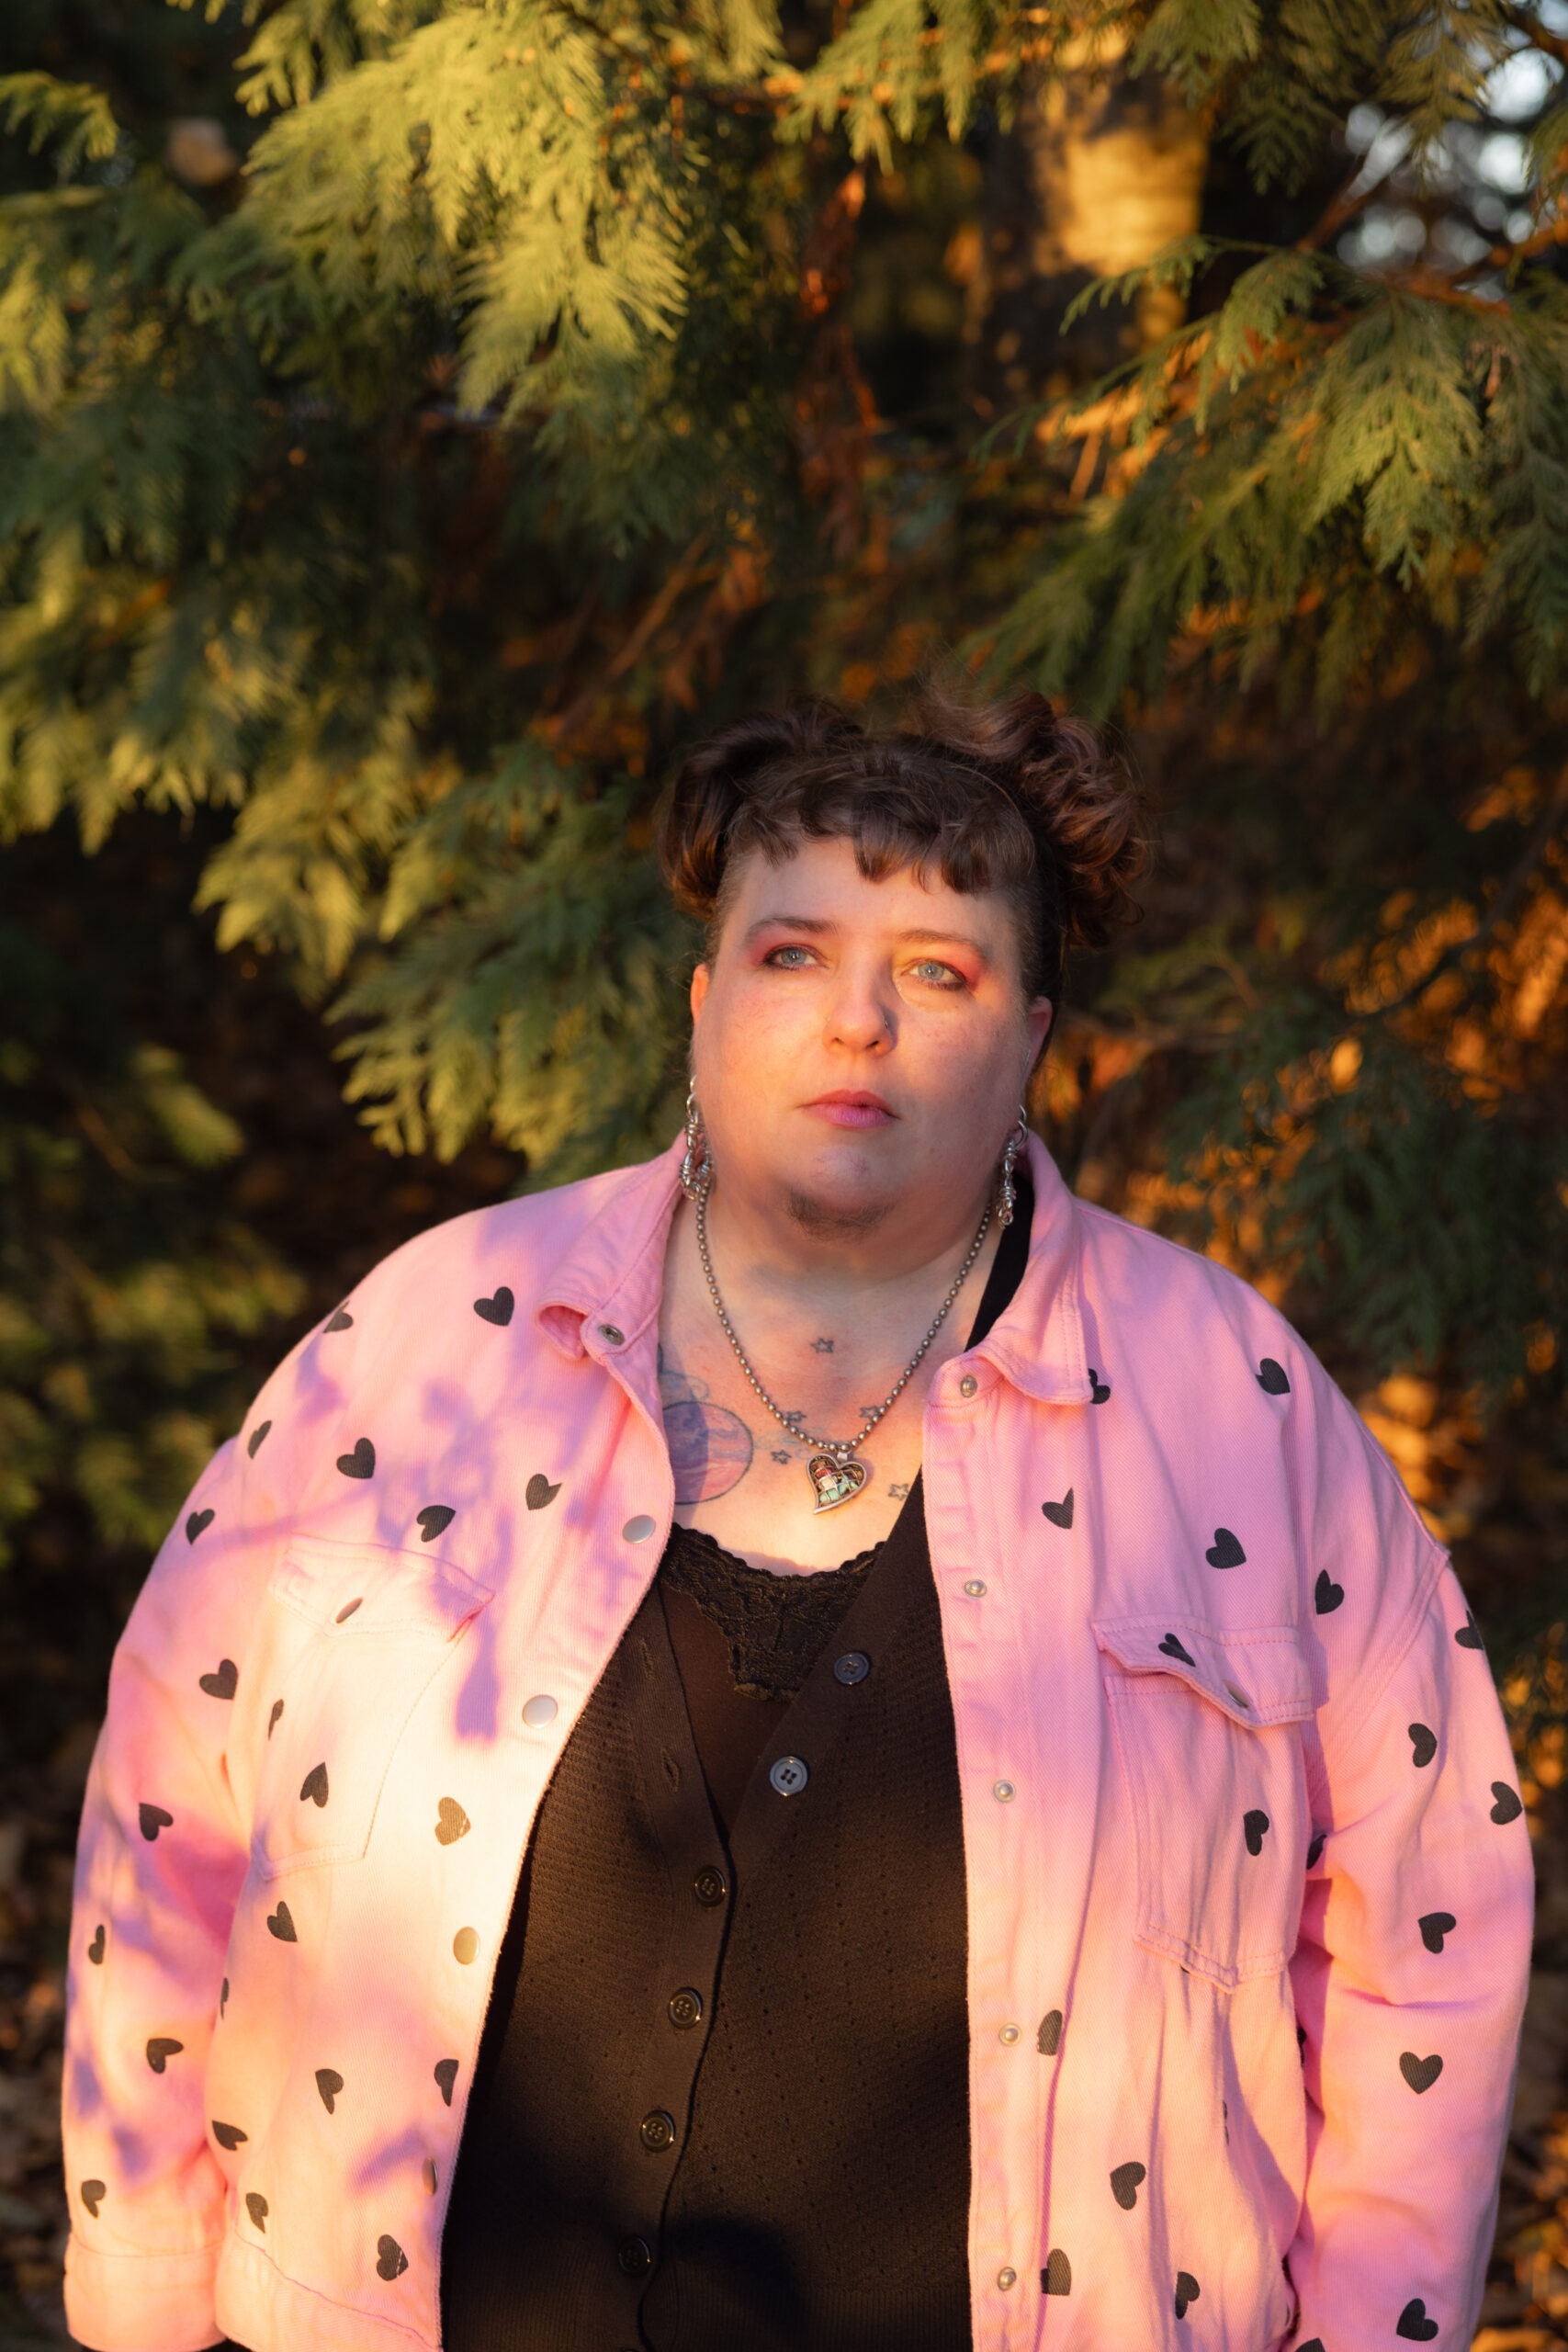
[744,913,993,960]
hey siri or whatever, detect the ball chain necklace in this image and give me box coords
[694,1179,993,1513]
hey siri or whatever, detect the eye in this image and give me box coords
[908,958,964,989]
[764,944,818,968]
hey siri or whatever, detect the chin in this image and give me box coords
[784,1185,891,1238]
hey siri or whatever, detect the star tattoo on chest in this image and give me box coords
[810,1337,835,1353]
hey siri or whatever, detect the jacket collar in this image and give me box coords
[536,1128,1091,1408]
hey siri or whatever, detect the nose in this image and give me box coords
[824,960,897,1056]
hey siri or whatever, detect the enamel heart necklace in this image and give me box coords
[693,1181,992,1512]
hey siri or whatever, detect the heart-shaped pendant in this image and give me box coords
[807,1453,868,1512]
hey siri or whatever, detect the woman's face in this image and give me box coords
[690,835,1052,1238]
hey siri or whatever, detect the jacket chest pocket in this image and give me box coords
[245,1536,494,1882]
[1095,1618,1314,1992]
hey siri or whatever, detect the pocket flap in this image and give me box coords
[269,1534,493,1642]
[1093,1618,1313,1727]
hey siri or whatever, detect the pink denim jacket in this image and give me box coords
[62,1136,1532,2352]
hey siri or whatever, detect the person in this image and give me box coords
[62,689,1531,2352]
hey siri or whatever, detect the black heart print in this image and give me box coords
[1042,1491,1074,1529]
[268,1700,285,1737]
[316,2069,344,2113]
[1491,1782,1524,1824]
[1399,2051,1443,2094]
[80,2181,105,2217]
[1159,1633,1195,1665]
[525,1473,561,1510]
[377,2234,410,2279]
[1256,1358,1291,1395]
[186,1510,214,1544]
[146,2037,184,2074]
[435,1798,470,1846]
[1298,2342,1325,2351]
[474,1287,514,1327]
[245,2192,268,2233]
[1206,1528,1247,1568]
[1307,1832,1325,1868]
[1314,1570,1344,1614]
[1110,2162,1145,2210]
[220,1979,229,2018]
[434,2057,459,2106]
[1244,1808,1270,1856]
[1175,2271,1201,2319]
[1396,2299,1438,2340]
[299,1762,330,1808]
[266,1901,297,1943]
[1089,1369,1111,1403]
[87,1924,105,1964]
[1454,1611,1484,1650]
[138,1804,173,1841]
[1037,2011,1063,2055]
[1042,2248,1072,2295]
[199,1659,238,1701]
[326,1306,354,1331]
[1408,1723,1437,1768]
[1419,1912,1456,1953]
[417,1506,455,1543]
[212,2120,247,2151]
[336,1437,375,1479]
[247,1420,272,1458]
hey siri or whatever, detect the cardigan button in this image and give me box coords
[769,1755,809,1796]
[639,2110,677,2153]
[693,1865,728,1906]
[833,1651,870,1686]
[616,2236,652,2277]
[668,1987,704,2030]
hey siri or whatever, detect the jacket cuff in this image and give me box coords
[64,2233,224,2352]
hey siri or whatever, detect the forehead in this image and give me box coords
[719,834,1017,945]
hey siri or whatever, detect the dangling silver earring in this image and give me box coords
[997,1104,1028,1227]
[680,1081,713,1202]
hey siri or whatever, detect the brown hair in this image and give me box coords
[657,684,1148,1012]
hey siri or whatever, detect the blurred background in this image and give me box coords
[1,0,1566,2340]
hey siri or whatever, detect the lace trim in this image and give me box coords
[660,1522,881,1702]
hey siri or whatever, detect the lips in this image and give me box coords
[803,1091,896,1129]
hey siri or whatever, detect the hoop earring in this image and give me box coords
[680,1082,713,1202]
[997,1104,1028,1227]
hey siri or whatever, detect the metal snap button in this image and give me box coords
[998,2023,1021,2045]
[693,1865,728,1906]
[598,1323,626,1345]
[770,1754,809,1797]
[622,1514,658,1544]
[639,2109,677,2153]
[833,1651,871,1686]
[997,2267,1017,2290]
[522,1693,558,1728]
[616,2236,652,2277]
[993,1780,1016,1803]
[959,1372,978,1397]
[453,1927,479,1963]
[964,1578,987,1598]
[1225,1684,1251,1708]
[668,1987,703,2030]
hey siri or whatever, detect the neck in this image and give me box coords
[696,1169,999,1316]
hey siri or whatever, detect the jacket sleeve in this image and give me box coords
[62,1429,276,2352]
[1287,1490,1533,2346]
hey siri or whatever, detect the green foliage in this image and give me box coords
[0,0,1563,1471]
[0,912,302,1562]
